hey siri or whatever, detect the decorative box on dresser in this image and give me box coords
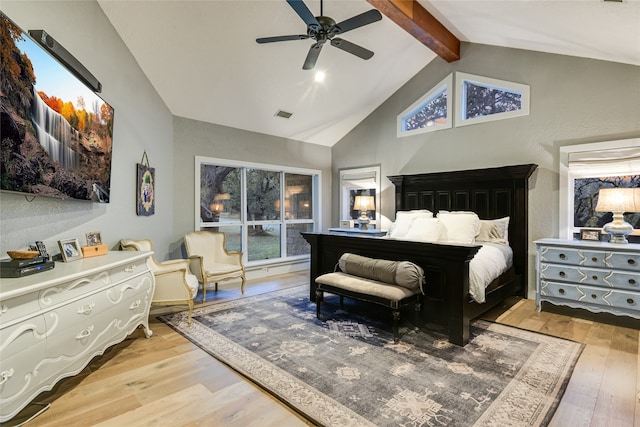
[0,251,155,423]
[536,238,640,319]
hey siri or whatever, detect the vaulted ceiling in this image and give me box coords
[98,0,640,147]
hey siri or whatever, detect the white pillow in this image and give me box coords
[436,212,480,244]
[404,218,444,242]
[476,217,510,244]
[389,210,433,239]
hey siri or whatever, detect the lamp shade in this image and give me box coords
[353,195,375,211]
[595,188,640,213]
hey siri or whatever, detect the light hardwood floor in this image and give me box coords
[7,272,639,427]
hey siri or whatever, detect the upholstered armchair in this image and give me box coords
[120,238,199,324]
[183,231,246,302]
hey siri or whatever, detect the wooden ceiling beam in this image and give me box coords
[366,0,460,62]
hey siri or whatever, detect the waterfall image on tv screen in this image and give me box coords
[0,13,113,202]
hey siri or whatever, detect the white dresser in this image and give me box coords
[536,238,640,319]
[0,251,155,422]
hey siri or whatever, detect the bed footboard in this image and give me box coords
[302,232,480,345]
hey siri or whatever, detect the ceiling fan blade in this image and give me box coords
[256,35,309,44]
[330,38,374,60]
[333,9,382,34]
[303,43,323,70]
[286,0,321,31]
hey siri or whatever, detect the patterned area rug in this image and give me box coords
[159,286,583,427]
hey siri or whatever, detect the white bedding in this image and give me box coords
[469,243,513,303]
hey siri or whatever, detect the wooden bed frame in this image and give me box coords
[302,164,538,346]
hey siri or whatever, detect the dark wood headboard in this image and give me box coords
[388,164,538,294]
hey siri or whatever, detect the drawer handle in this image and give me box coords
[630,279,637,285]
[629,259,636,265]
[559,271,566,277]
[75,325,94,340]
[592,257,598,262]
[627,298,635,305]
[559,288,565,294]
[0,369,14,385]
[591,294,597,299]
[592,275,598,281]
[559,253,566,259]
[125,265,137,273]
[129,300,141,310]
[77,302,96,315]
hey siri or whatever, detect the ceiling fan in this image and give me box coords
[256,0,383,70]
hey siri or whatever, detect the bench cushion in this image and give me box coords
[337,253,424,292]
[316,272,419,302]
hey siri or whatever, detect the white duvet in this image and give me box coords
[469,243,513,303]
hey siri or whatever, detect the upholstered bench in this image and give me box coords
[315,253,425,342]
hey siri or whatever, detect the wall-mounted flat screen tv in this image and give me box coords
[0,12,114,202]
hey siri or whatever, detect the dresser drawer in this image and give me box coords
[539,246,606,267]
[540,280,640,312]
[0,314,47,416]
[0,293,41,327]
[108,258,149,286]
[606,251,640,271]
[606,270,640,291]
[539,264,611,286]
[39,270,111,309]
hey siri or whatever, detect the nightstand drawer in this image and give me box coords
[539,247,606,267]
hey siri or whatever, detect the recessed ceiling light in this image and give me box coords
[315,71,326,82]
[275,110,292,119]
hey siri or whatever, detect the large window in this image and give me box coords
[196,157,320,265]
[559,138,640,238]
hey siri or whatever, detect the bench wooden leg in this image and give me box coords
[392,310,400,343]
[316,289,323,319]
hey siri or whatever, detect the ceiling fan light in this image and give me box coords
[315,71,325,82]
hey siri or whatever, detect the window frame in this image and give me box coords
[339,165,381,227]
[559,138,640,239]
[454,72,530,127]
[397,74,453,137]
[195,156,321,266]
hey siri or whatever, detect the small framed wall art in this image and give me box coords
[136,151,155,216]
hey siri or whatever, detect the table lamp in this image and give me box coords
[353,195,375,230]
[595,187,640,244]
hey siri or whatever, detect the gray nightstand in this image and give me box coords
[535,238,640,319]
[327,227,388,237]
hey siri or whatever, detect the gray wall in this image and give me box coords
[0,1,175,259]
[170,116,332,259]
[0,1,332,264]
[332,42,640,295]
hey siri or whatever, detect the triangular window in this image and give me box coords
[397,74,452,137]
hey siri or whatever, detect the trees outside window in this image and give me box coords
[197,157,319,264]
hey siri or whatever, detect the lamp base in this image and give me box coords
[603,216,633,244]
[357,212,370,230]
